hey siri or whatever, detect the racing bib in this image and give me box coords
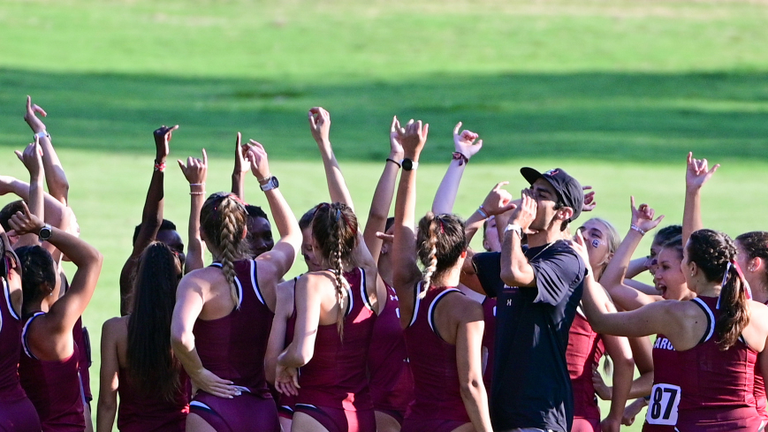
[646,383,681,425]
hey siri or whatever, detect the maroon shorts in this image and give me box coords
[675,407,762,431]
[0,396,42,432]
[401,417,469,432]
[189,392,279,432]
[294,403,375,432]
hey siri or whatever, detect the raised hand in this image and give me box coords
[153,125,178,162]
[7,202,44,236]
[246,140,271,181]
[396,119,429,159]
[24,96,48,134]
[582,186,596,211]
[275,364,300,397]
[570,230,593,274]
[685,152,719,191]
[177,149,208,186]
[15,137,44,178]
[480,182,517,216]
[389,116,404,160]
[233,132,251,175]
[509,189,537,233]
[630,196,664,234]
[308,107,331,146]
[452,122,482,160]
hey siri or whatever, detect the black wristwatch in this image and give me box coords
[259,176,279,192]
[39,224,53,241]
[401,158,419,171]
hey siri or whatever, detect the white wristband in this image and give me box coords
[504,224,522,238]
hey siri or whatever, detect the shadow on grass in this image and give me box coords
[1,68,767,163]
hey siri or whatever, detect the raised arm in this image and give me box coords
[431,122,482,214]
[246,142,301,283]
[119,125,176,315]
[0,176,65,233]
[309,107,354,209]
[391,119,429,327]
[178,149,208,273]
[230,132,250,200]
[500,190,538,287]
[13,138,46,248]
[682,152,718,246]
[9,203,102,338]
[600,197,665,311]
[362,117,402,264]
[24,96,69,204]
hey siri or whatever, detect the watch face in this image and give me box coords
[402,159,414,170]
[39,227,52,240]
[272,176,279,188]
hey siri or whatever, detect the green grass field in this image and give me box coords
[2,0,768,429]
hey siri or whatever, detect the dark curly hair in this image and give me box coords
[14,245,56,313]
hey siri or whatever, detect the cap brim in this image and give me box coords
[520,167,543,186]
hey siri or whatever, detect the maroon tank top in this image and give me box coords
[642,332,681,432]
[481,296,496,393]
[72,318,90,402]
[296,267,376,411]
[0,280,26,402]
[19,312,85,431]
[367,283,413,413]
[675,297,758,417]
[404,286,470,423]
[566,310,604,421]
[117,367,190,432]
[193,260,273,398]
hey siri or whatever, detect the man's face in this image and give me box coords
[156,229,186,268]
[246,216,274,258]
[528,178,561,231]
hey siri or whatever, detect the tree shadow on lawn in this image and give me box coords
[0,67,766,163]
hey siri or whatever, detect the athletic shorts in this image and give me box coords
[0,397,42,432]
[294,403,375,432]
[189,392,279,432]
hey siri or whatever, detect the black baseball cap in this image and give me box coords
[520,167,583,223]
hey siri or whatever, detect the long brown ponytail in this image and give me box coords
[687,229,748,350]
[416,213,467,297]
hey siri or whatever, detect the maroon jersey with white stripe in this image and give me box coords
[19,312,85,431]
[482,296,496,393]
[193,260,273,397]
[675,297,758,419]
[0,280,25,403]
[566,311,604,421]
[403,286,470,424]
[642,333,681,432]
[296,267,376,410]
[367,283,413,413]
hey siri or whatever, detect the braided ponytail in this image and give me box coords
[311,202,357,339]
[416,213,467,297]
[200,192,248,309]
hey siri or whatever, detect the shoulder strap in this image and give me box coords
[428,288,463,342]
[691,297,715,345]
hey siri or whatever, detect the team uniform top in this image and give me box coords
[367,282,413,415]
[755,299,768,423]
[296,267,376,411]
[642,332,681,432]
[19,312,85,431]
[116,367,190,432]
[0,280,26,403]
[672,296,760,429]
[193,260,273,398]
[402,285,470,425]
[473,240,585,432]
[481,296,496,394]
[566,310,604,421]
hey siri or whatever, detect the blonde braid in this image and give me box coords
[420,217,439,299]
[219,197,243,308]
